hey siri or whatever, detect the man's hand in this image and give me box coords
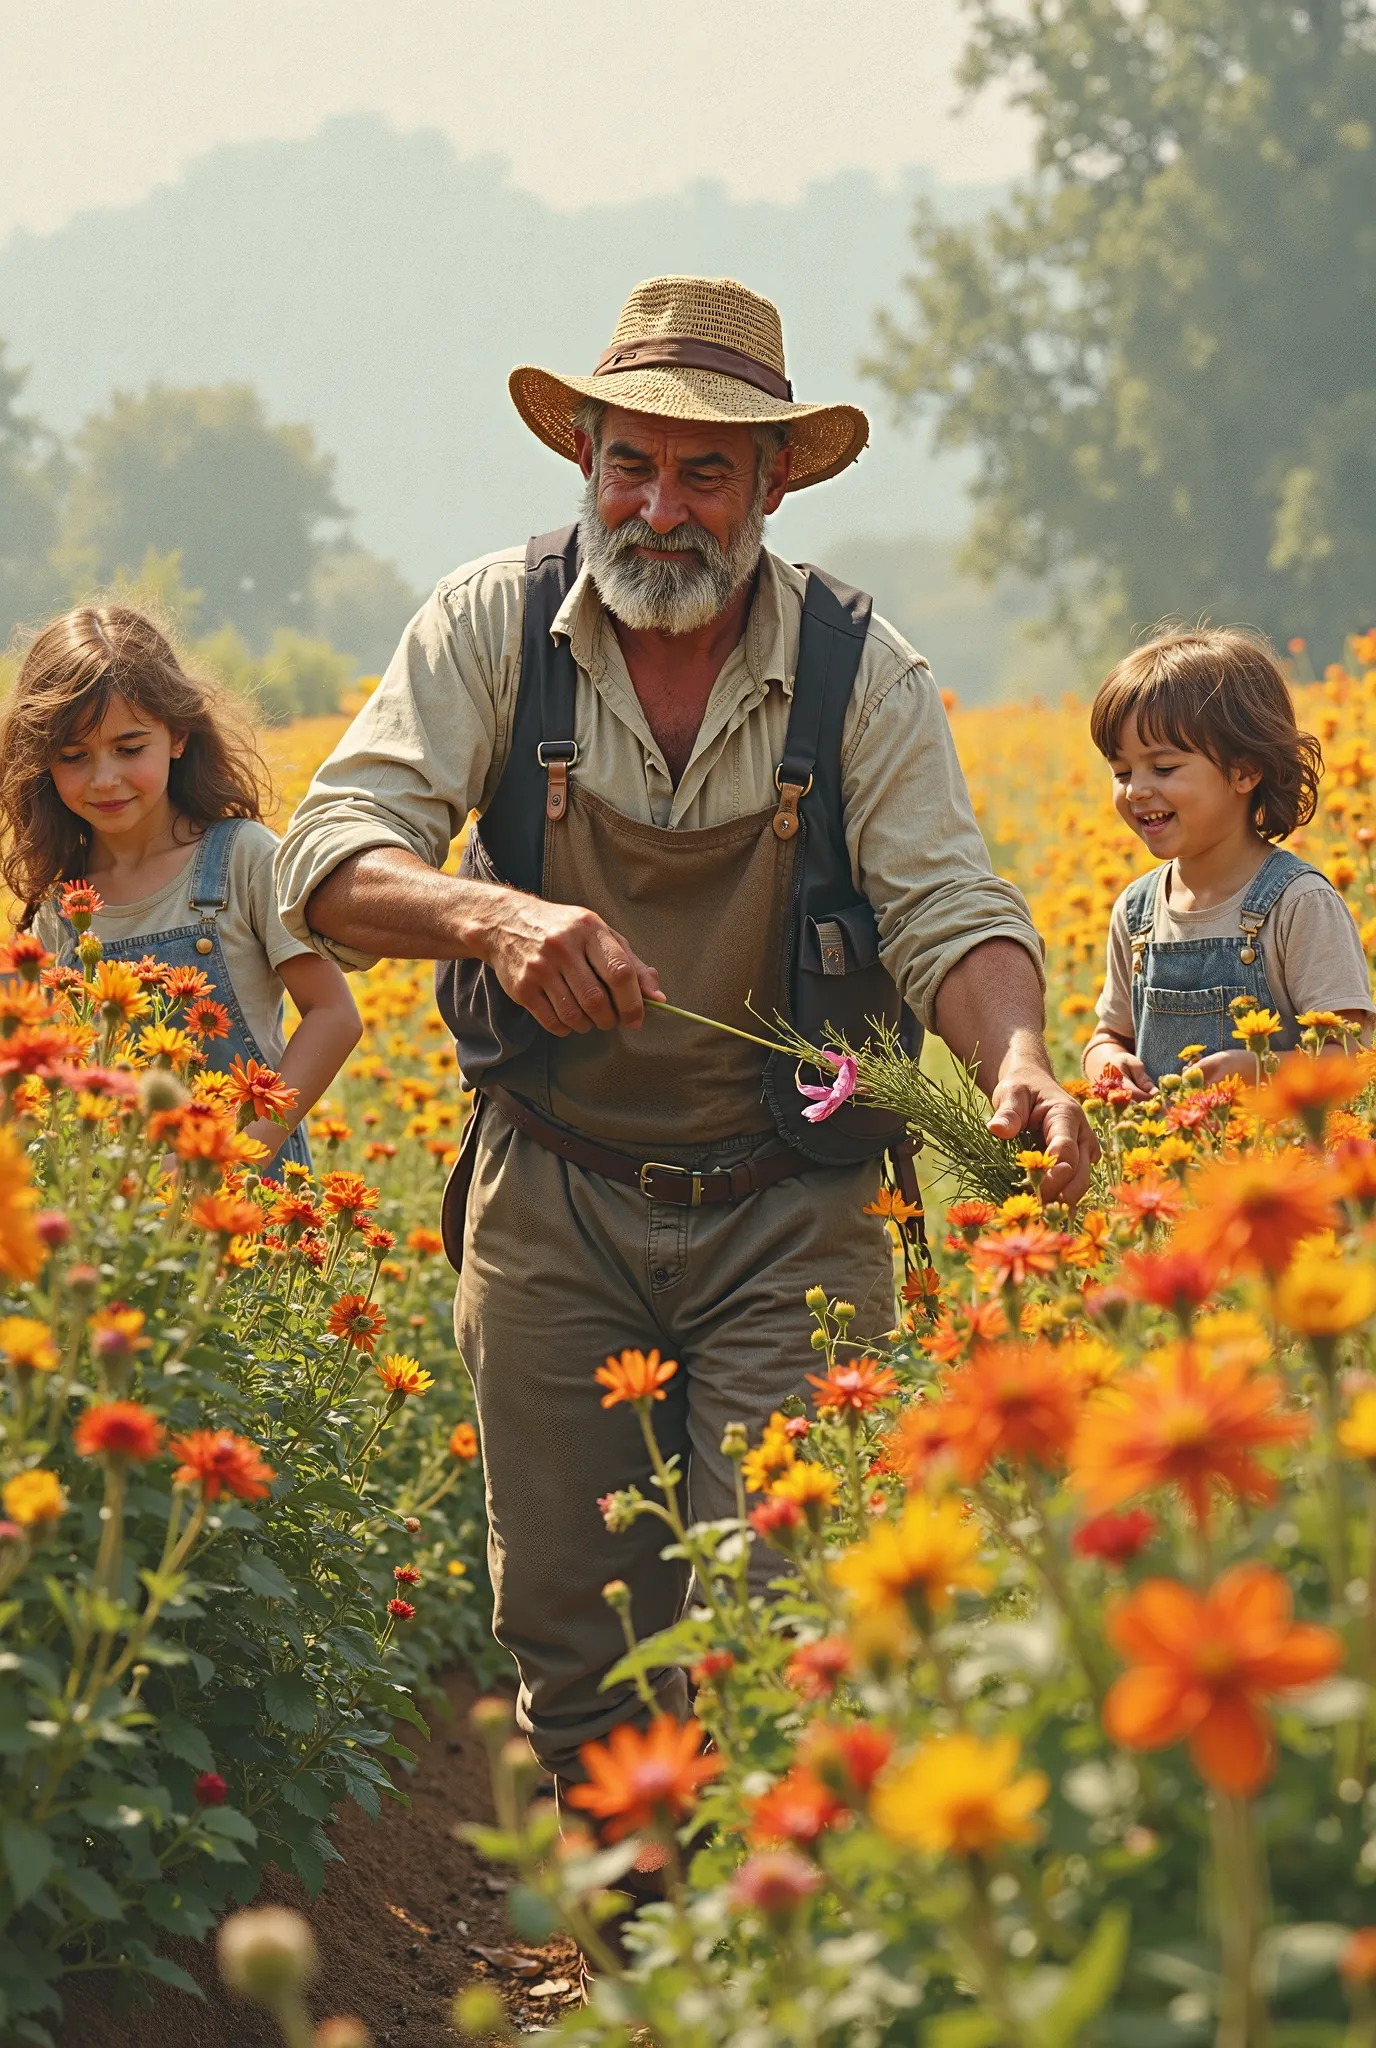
[988,1066,1099,1205]
[474,894,661,1036]
[932,937,1100,1206]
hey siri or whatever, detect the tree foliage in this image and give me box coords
[0,343,62,640]
[870,0,1376,655]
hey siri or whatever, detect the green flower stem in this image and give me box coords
[1313,1348,1350,1609]
[962,1853,1031,2048]
[1211,1790,1271,2048]
[643,998,794,1058]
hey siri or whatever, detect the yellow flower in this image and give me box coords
[3,1468,66,1526]
[832,1494,989,1622]
[997,1193,1042,1224]
[1062,1333,1123,1390]
[137,1022,201,1070]
[768,1460,839,1526]
[0,1316,59,1373]
[872,1732,1048,1856]
[1339,1391,1376,1464]
[742,1413,796,1493]
[1273,1248,1376,1338]
[1232,1008,1283,1050]
[375,1354,436,1398]
[1156,1135,1195,1170]
[1192,1308,1270,1370]
[0,1126,42,1283]
[93,959,151,1026]
[446,1558,468,1578]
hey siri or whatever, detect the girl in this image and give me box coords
[0,604,360,1163]
[1083,626,1374,1096]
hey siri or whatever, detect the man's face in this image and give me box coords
[574,408,791,552]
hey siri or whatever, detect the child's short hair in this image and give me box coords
[0,604,270,911]
[1090,625,1321,841]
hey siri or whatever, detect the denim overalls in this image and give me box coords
[1124,846,1317,1083]
[59,817,311,1173]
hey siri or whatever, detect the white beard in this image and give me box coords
[578,465,769,634]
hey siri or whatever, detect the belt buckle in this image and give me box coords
[638,1161,704,1206]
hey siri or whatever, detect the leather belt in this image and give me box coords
[485,1085,810,1206]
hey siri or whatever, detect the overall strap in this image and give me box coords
[474,526,581,891]
[1122,866,1162,978]
[187,818,246,913]
[1239,847,1315,921]
[773,567,872,841]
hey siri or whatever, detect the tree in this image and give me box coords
[59,384,345,650]
[870,1,1376,657]
[0,340,63,645]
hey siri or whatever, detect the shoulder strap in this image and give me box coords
[187,819,246,913]
[772,566,872,842]
[475,526,581,891]
[1122,866,1163,937]
[1239,846,1317,924]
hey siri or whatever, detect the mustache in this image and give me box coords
[600,515,726,566]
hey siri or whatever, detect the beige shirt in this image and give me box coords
[36,820,309,1066]
[1090,860,1375,1055]
[275,543,1043,1030]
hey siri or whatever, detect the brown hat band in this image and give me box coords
[593,335,793,404]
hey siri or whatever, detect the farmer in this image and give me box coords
[277,274,1096,1783]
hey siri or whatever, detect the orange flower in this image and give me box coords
[170,1428,275,1501]
[58,880,103,929]
[863,1187,923,1224]
[226,1056,297,1126]
[405,1227,444,1255]
[326,1293,388,1353]
[594,1347,678,1409]
[1111,1174,1184,1235]
[73,1400,164,1463]
[375,1353,435,1398]
[185,998,231,1041]
[935,1341,1084,1480]
[748,1767,844,1846]
[806,1356,899,1418]
[969,1224,1071,1291]
[1071,1344,1308,1524]
[565,1716,721,1840]
[1119,1246,1221,1318]
[449,1422,478,1460]
[190,1194,264,1241]
[161,965,214,1006]
[1250,1049,1374,1131]
[88,1304,150,1367]
[1103,1565,1342,1795]
[1178,1155,1340,1275]
[322,1171,379,1225]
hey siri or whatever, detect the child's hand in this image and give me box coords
[1083,1040,1154,1100]
[1189,1051,1255,1085]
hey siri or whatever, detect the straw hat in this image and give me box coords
[509,275,869,492]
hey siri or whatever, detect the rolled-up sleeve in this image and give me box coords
[842,653,1045,1031]
[274,561,516,970]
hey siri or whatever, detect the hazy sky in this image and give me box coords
[0,0,1031,242]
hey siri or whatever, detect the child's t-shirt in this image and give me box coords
[35,821,309,1067]
[1091,860,1375,1055]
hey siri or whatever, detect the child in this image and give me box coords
[1083,626,1374,1096]
[0,604,361,1162]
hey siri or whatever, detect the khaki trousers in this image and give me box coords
[453,1108,893,1780]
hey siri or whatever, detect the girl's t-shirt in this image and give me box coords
[1091,860,1375,1055]
[35,820,309,1066]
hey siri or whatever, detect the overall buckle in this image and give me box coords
[638,1161,705,1206]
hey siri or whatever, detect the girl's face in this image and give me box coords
[1109,714,1261,861]
[50,692,184,841]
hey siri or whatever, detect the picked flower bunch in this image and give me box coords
[460,1032,1376,2048]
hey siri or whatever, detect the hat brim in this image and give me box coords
[509,363,868,491]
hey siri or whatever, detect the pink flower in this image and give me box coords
[796,1052,858,1124]
[729,1849,822,1918]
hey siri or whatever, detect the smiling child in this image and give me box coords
[1082,627,1374,1095]
[0,604,360,1162]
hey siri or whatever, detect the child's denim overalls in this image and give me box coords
[1124,846,1317,1083]
[59,817,311,1172]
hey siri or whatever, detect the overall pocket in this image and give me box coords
[1140,983,1246,1061]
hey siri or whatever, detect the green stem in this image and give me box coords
[1211,1791,1270,2048]
[644,999,793,1057]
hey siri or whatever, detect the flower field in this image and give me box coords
[5,639,1376,2044]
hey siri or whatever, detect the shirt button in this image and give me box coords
[652,1266,669,1285]
[195,937,214,955]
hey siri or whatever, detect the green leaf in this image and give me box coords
[157,1716,217,1773]
[1030,1904,1131,2048]
[144,1956,204,1997]
[262,1674,318,1732]
[61,1866,124,1921]
[200,1805,257,1845]
[237,1554,297,1602]
[928,2011,1003,2048]
[2,1821,55,1906]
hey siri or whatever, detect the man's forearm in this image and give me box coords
[306,846,498,961]
[932,938,1051,1094]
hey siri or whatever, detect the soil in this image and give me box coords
[55,1670,583,2047]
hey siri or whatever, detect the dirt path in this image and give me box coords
[56,1670,582,2047]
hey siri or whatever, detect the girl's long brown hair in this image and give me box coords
[0,604,271,918]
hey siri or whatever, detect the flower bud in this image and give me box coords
[67,1264,100,1304]
[804,1285,828,1313]
[452,1985,508,2036]
[809,1327,829,1350]
[1158,1072,1183,1095]
[314,2021,373,2048]
[469,1695,515,1743]
[720,1421,748,1461]
[833,1301,856,1326]
[601,1577,632,1613]
[139,1069,189,1117]
[35,1210,70,1250]
[403,1515,421,1535]
[217,1906,317,2004]
[501,1735,540,1792]
[78,932,103,968]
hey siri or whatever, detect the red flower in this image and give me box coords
[729,1849,821,1917]
[393,1563,421,1586]
[785,1636,851,1700]
[799,1721,894,1799]
[1072,1508,1157,1567]
[387,1598,416,1621]
[194,1772,229,1806]
[749,1767,843,1846]
[783,1415,811,1440]
[691,1651,735,1685]
[749,1496,804,1547]
[1120,1247,1220,1318]
[170,1429,274,1502]
[73,1401,164,1463]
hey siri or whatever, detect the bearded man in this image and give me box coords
[277,275,1096,1783]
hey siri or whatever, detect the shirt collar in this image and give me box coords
[552,543,798,698]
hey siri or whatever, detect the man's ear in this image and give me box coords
[573,427,596,482]
[761,442,793,517]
